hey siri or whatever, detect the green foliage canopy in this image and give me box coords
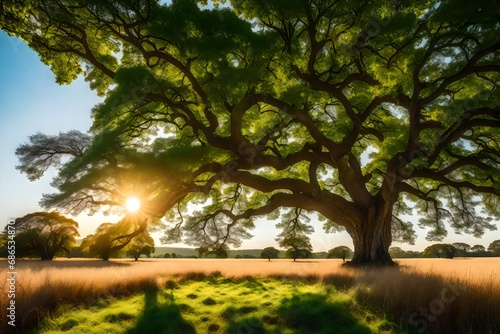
[261,246,280,260]
[3,0,500,265]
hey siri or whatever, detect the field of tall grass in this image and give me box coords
[1,258,499,333]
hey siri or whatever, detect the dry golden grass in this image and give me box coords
[1,257,499,333]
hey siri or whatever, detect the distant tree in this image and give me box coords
[163,253,171,258]
[389,247,422,258]
[452,243,471,257]
[81,216,147,260]
[196,246,209,258]
[405,251,422,258]
[279,235,313,262]
[442,245,458,259]
[327,246,352,264]
[125,232,155,261]
[285,247,313,261]
[235,255,242,259]
[261,247,280,261]
[2,212,79,261]
[488,240,500,255]
[171,253,177,258]
[314,251,328,259]
[423,244,457,259]
[470,244,487,256]
[207,245,229,259]
[389,247,407,258]
[276,209,314,262]
[424,244,443,258]
[67,245,85,258]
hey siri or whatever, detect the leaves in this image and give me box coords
[16,131,92,181]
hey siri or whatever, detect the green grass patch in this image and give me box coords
[32,277,398,334]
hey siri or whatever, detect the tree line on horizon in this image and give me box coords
[1,211,500,261]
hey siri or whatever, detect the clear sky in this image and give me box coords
[0,30,498,252]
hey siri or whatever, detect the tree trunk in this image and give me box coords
[40,251,53,261]
[345,198,397,267]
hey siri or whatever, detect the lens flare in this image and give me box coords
[125,197,141,212]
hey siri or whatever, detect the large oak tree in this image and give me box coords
[2,0,500,265]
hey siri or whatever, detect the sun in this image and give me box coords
[125,197,141,213]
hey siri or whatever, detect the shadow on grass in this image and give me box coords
[220,290,372,334]
[127,289,196,334]
[222,305,266,333]
[277,292,372,334]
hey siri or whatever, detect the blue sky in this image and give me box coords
[0,30,497,252]
[0,31,110,238]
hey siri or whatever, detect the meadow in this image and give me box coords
[1,258,499,333]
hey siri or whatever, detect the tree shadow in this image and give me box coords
[127,289,196,334]
[222,306,266,334]
[277,292,373,334]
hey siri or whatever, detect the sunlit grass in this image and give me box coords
[31,275,395,334]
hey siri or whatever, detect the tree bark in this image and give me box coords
[345,197,397,267]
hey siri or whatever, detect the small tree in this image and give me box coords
[81,216,147,260]
[125,232,155,261]
[327,246,352,264]
[452,243,471,257]
[488,240,500,255]
[389,247,407,258]
[470,244,487,256]
[442,245,457,259]
[163,253,171,258]
[285,246,312,261]
[207,245,229,259]
[261,247,280,261]
[276,209,313,262]
[196,246,209,258]
[279,236,313,262]
[3,212,79,260]
[423,244,440,258]
[423,244,457,259]
[67,245,85,258]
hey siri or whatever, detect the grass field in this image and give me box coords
[1,258,499,333]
